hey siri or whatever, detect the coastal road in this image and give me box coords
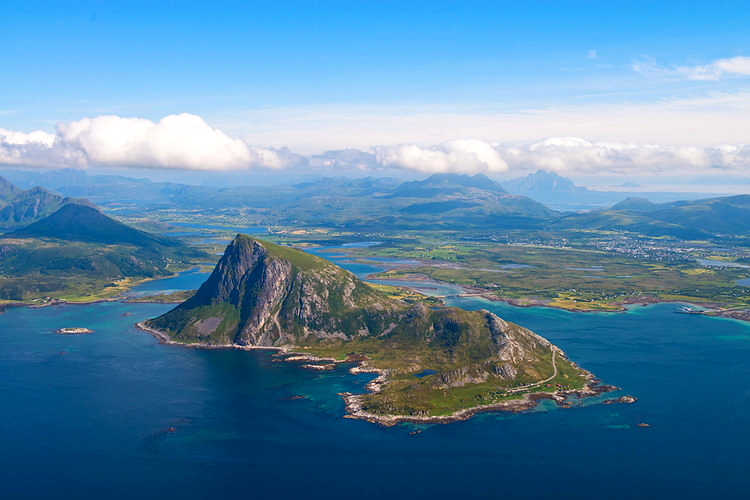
[508,348,558,393]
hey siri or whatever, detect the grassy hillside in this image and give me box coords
[0,203,206,302]
[561,194,750,240]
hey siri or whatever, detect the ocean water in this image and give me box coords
[1,260,750,498]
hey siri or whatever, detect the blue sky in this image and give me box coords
[1,1,749,182]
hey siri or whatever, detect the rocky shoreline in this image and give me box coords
[56,327,94,335]
[136,321,620,426]
[135,321,286,352]
[446,285,750,322]
[339,362,618,426]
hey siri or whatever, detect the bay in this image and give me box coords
[1,249,749,499]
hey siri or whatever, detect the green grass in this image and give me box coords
[125,290,196,303]
[343,240,750,312]
[297,327,591,418]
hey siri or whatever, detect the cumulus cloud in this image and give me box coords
[310,148,379,171]
[633,55,750,81]
[495,138,750,175]
[374,140,508,174]
[2,113,749,177]
[0,127,83,167]
[309,138,749,176]
[57,114,253,169]
[0,113,298,170]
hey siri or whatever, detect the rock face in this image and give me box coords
[146,235,567,388]
[147,235,404,345]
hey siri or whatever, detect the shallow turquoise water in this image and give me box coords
[1,251,749,499]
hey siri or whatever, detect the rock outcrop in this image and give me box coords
[146,235,404,345]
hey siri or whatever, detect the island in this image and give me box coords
[139,235,615,425]
[56,327,94,335]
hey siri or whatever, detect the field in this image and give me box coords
[340,239,750,312]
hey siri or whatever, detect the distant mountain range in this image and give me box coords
[0,168,747,242]
[0,176,69,229]
[501,170,588,194]
[389,173,507,198]
[561,194,750,239]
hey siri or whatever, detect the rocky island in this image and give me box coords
[140,235,610,424]
[56,327,94,335]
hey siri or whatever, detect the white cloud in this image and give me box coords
[58,113,256,170]
[310,148,379,171]
[0,128,55,147]
[587,49,597,59]
[2,112,750,178]
[494,138,750,175]
[317,138,750,176]
[0,113,297,170]
[374,140,508,174]
[633,55,750,81]
[0,127,81,167]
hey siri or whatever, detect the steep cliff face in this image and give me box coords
[146,235,404,346]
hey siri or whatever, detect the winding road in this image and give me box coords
[508,348,558,394]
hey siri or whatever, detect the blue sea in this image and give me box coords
[1,251,749,499]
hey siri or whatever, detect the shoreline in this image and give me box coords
[135,321,619,426]
[0,268,201,312]
[340,359,617,426]
[6,268,746,323]
[361,270,750,322]
[419,282,750,323]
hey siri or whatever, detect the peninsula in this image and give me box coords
[140,235,611,424]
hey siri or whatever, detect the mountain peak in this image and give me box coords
[422,173,505,191]
[389,173,506,198]
[147,234,398,345]
[502,170,587,194]
[5,202,171,247]
[0,175,21,200]
[0,176,66,229]
[610,196,657,212]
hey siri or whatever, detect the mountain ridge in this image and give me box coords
[6,202,180,247]
[0,175,67,229]
[501,170,588,194]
